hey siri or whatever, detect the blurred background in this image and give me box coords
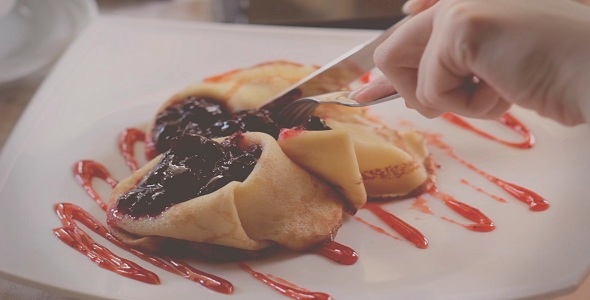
[0,0,405,150]
[100,0,405,28]
[216,0,405,28]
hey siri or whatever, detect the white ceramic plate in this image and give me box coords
[0,0,97,84]
[1,17,590,300]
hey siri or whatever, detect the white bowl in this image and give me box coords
[0,0,97,84]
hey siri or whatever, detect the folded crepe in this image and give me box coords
[107,60,434,256]
[312,104,434,199]
[108,131,363,253]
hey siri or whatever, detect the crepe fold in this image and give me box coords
[108,132,363,252]
[314,104,433,199]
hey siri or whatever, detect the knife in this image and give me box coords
[261,16,411,114]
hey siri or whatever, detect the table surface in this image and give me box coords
[0,0,588,299]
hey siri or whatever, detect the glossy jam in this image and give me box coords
[151,95,330,155]
[152,96,281,154]
[152,96,231,153]
[117,133,261,218]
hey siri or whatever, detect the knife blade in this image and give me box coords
[261,16,410,113]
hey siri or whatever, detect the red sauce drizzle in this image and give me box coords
[352,216,402,241]
[119,128,145,172]
[313,241,358,265]
[160,257,234,294]
[53,203,159,284]
[461,179,508,203]
[427,133,549,211]
[441,112,535,149]
[365,204,428,249]
[66,160,235,293]
[429,190,495,232]
[73,160,118,211]
[53,202,235,293]
[459,159,548,211]
[239,263,332,300]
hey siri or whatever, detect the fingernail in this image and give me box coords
[348,83,369,100]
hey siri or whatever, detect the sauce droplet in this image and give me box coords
[313,241,358,265]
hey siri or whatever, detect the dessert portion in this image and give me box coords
[108,131,358,253]
[107,60,434,256]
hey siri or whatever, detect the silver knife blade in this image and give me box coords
[261,16,410,113]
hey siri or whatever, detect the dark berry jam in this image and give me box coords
[153,97,281,153]
[117,132,261,218]
[296,115,331,131]
[210,109,279,140]
[152,96,330,154]
[152,97,230,153]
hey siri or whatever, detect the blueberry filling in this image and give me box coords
[152,97,229,153]
[152,96,330,153]
[153,97,280,153]
[117,132,261,218]
[122,96,332,217]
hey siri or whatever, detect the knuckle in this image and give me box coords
[415,84,439,108]
[441,1,493,63]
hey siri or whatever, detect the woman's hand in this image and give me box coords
[352,0,590,126]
